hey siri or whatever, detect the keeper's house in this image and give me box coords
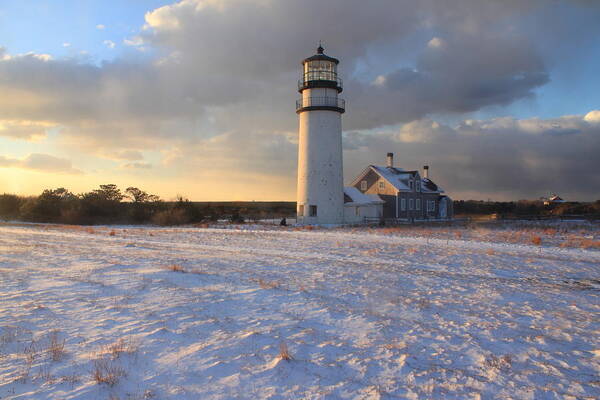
[349,153,452,220]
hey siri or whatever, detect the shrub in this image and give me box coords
[152,208,189,226]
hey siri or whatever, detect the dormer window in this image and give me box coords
[416,180,421,192]
[360,180,367,191]
[409,180,414,191]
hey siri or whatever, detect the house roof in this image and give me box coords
[351,165,444,193]
[343,186,385,205]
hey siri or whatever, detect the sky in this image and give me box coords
[1,0,599,201]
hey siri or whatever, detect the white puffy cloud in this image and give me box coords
[584,110,600,124]
[103,40,116,49]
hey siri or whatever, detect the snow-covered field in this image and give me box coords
[1,223,599,399]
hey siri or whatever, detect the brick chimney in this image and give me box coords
[423,165,429,179]
[387,153,394,168]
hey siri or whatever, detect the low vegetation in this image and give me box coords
[0,185,294,225]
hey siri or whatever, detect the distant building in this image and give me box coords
[349,153,452,220]
[543,194,566,206]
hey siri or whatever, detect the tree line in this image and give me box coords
[0,185,295,225]
[454,199,600,218]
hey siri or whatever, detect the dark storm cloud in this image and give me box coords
[344,113,600,200]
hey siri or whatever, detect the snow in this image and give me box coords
[1,222,599,399]
[343,187,384,205]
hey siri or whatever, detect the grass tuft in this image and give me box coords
[92,358,126,386]
[166,264,186,273]
[47,330,66,361]
[279,341,293,361]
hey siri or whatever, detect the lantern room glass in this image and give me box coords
[303,60,337,82]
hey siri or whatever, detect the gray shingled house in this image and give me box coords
[349,153,453,220]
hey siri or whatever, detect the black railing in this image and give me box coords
[298,71,343,91]
[296,96,345,112]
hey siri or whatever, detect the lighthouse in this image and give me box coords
[296,45,345,225]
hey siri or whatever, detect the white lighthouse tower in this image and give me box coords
[296,45,345,225]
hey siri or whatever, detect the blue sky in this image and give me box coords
[1,0,599,201]
[0,1,170,62]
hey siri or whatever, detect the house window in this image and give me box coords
[409,198,414,210]
[416,199,421,210]
[416,181,421,192]
[309,205,317,217]
[378,181,385,191]
[355,206,360,216]
[428,201,435,212]
[409,180,413,191]
[298,204,304,216]
[401,198,406,211]
[360,180,367,191]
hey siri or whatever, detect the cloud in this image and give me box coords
[0,119,57,140]
[123,36,144,47]
[103,40,116,49]
[584,110,600,124]
[62,43,71,48]
[344,112,600,200]
[0,153,83,174]
[121,162,152,169]
[96,24,105,30]
[0,1,599,200]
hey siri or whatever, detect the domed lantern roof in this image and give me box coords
[302,45,340,65]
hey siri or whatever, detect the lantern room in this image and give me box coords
[298,45,343,93]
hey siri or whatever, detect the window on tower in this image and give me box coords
[309,205,318,217]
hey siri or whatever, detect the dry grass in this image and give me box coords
[279,341,293,361]
[166,264,186,273]
[530,235,542,246]
[47,330,66,361]
[24,339,39,365]
[484,354,513,371]
[486,248,495,256]
[60,370,81,387]
[561,238,600,249]
[92,358,126,386]
[103,337,138,359]
[258,279,280,290]
[109,230,116,236]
